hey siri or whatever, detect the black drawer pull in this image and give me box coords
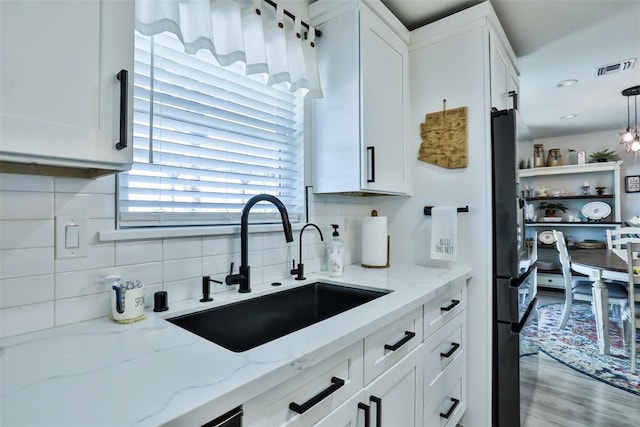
[370,396,382,427]
[440,299,460,312]
[115,69,128,150]
[384,331,416,351]
[440,342,460,358]
[358,403,371,427]
[289,376,345,414]
[439,397,461,419]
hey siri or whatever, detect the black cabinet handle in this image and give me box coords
[440,342,460,358]
[367,146,375,183]
[370,396,382,427]
[289,376,345,414]
[440,299,460,312]
[115,69,128,150]
[358,403,371,427]
[439,397,460,419]
[384,331,416,352]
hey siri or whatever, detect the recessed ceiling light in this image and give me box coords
[555,79,579,88]
[560,114,578,119]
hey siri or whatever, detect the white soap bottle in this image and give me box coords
[327,224,344,277]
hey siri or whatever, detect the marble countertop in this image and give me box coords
[0,263,471,427]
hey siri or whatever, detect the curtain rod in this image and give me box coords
[263,0,322,38]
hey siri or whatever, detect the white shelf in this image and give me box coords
[518,161,623,178]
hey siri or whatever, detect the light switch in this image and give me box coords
[56,216,88,258]
[65,224,80,249]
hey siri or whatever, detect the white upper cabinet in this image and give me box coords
[490,31,520,111]
[310,0,409,195]
[0,0,134,178]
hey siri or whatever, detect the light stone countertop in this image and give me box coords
[0,262,472,427]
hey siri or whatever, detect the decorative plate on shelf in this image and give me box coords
[538,230,556,245]
[581,201,611,220]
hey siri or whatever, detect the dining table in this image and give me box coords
[570,249,629,355]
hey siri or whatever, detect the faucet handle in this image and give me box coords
[228,262,235,276]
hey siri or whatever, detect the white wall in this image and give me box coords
[375,23,494,427]
[519,129,640,220]
[0,173,372,338]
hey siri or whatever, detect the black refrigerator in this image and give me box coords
[491,108,539,427]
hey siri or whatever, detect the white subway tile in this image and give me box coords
[55,268,115,299]
[0,219,54,249]
[54,175,115,194]
[115,240,162,266]
[202,235,237,256]
[55,243,115,273]
[164,277,201,303]
[116,262,163,289]
[55,193,115,219]
[55,293,111,326]
[163,257,201,283]
[0,247,54,279]
[0,173,54,192]
[0,302,54,338]
[0,275,54,308]
[262,247,292,267]
[163,237,202,260]
[0,191,54,220]
[202,253,236,277]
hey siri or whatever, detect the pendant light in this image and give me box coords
[619,85,640,153]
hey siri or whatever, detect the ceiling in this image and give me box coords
[378,0,640,141]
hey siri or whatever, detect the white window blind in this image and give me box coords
[118,32,305,228]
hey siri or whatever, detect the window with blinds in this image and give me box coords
[118,32,305,228]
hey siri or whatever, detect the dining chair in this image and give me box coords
[620,240,640,374]
[553,230,628,330]
[606,227,640,261]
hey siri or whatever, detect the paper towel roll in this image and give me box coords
[362,216,389,267]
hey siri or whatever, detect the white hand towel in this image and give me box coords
[430,206,458,261]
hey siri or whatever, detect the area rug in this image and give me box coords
[534,302,640,395]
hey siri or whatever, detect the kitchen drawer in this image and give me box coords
[424,353,466,427]
[424,281,467,338]
[243,341,364,427]
[363,307,423,384]
[423,310,466,385]
[537,272,565,290]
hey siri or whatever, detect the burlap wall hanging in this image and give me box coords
[418,100,468,169]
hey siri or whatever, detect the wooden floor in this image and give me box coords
[521,289,640,427]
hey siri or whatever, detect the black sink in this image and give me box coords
[167,282,391,352]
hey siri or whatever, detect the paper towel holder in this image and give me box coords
[423,205,469,216]
[361,210,390,269]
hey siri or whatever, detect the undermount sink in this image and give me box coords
[167,282,391,352]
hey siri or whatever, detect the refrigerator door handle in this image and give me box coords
[511,298,537,334]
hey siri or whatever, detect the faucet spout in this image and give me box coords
[226,194,294,293]
[291,223,324,280]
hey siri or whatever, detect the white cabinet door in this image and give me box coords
[311,1,408,195]
[314,390,365,427]
[360,5,406,194]
[490,36,509,111]
[364,345,424,427]
[0,0,134,176]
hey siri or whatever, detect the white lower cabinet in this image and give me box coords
[364,345,424,427]
[423,283,468,427]
[243,341,363,427]
[244,284,468,427]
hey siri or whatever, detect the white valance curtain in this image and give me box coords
[135,0,322,98]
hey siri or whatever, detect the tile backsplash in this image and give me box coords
[0,173,372,338]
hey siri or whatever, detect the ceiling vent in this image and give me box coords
[594,58,636,77]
